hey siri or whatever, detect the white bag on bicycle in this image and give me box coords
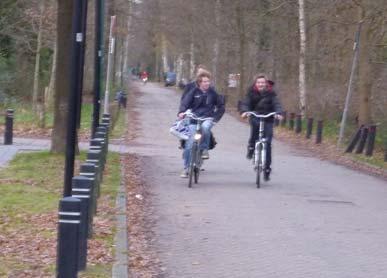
[169,118,190,140]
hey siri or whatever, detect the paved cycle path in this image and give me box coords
[0,137,134,168]
[128,82,387,278]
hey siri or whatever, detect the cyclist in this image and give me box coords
[178,64,211,149]
[239,74,283,181]
[140,70,148,83]
[178,70,225,178]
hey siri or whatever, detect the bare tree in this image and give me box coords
[51,0,73,153]
[298,0,307,116]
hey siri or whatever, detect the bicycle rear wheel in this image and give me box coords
[188,143,198,188]
[256,145,263,188]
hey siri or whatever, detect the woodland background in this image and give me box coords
[0,0,386,149]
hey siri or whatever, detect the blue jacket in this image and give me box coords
[179,87,225,123]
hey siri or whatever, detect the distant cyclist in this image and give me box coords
[140,70,148,83]
[178,70,225,177]
[239,74,283,181]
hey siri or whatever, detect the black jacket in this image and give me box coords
[179,87,225,123]
[239,86,282,122]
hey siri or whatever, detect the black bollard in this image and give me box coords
[4,109,14,145]
[96,126,107,133]
[56,197,81,278]
[94,131,108,165]
[86,149,103,183]
[365,125,376,156]
[90,138,106,164]
[80,163,98,214]
[345,125,363,153]
[289,113,295,130]
[102,113,110,124]
[99,122,109,133]
[70,179,89,271]
[355,126,369,154]
[316,120,323,144]
[295,114,302,134]
[306,118,314,139]
[90,138,106,159]
[72,176,94,240]
[281,111,287,127]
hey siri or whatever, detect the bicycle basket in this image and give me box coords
[169,119,190,140]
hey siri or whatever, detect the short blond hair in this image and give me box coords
[196,70,212,83]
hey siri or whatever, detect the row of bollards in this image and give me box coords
[345,124,378,157]
[56,114,110,278]
[276,111,324,144]
[276,111,384,159]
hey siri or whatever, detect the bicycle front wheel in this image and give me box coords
[256,145,263,188]
[188,143,198,188]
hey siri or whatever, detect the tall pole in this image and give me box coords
[64,0,86,197]
[92,0,103,136]
[337,21,363,148]
[103,15,116,115]
[76,0,89,129]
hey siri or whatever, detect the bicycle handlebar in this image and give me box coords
[183,111,214,122]
[245,111,278,118]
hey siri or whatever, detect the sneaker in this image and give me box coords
[201,149,209,159]
[180,169,188,178]
[263,168,271,181]
[246,147,254,160]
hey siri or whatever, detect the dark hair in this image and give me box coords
[250,73,268,88]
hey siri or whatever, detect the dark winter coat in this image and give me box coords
[181,81,197,101]
[239,86,282,122]
[179,87,225,123]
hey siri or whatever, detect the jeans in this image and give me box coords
[183,120,213,169]
[248,118,274,170]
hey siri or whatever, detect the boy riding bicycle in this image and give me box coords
[178,70,225,178]
[239,74,283,181]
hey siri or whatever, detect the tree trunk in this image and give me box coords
[155,37,160,81]
[176,53,183,85]
[298,0,307,116]
[47,42,57,109]
[161,33,169,74]
[189,30,195,80]
[357,26,373,126]
[357,6,372,126]
[123,0,133,80]
[212,0,221,87]
[51,0,73,153]
[236,1,246,99]
[32,0,46,112]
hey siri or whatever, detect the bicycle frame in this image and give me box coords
[254,119,267,169]
[183,112,213,187]
[245,111,277,187]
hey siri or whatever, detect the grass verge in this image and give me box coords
[0,150,121,277]
[277,119,386,170]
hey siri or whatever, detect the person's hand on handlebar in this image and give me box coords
[178,112,185,119]
[241,112,248,119]
[274,114,284,121]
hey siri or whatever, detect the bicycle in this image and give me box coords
[245,111,277,188]
[183,111,214,188]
